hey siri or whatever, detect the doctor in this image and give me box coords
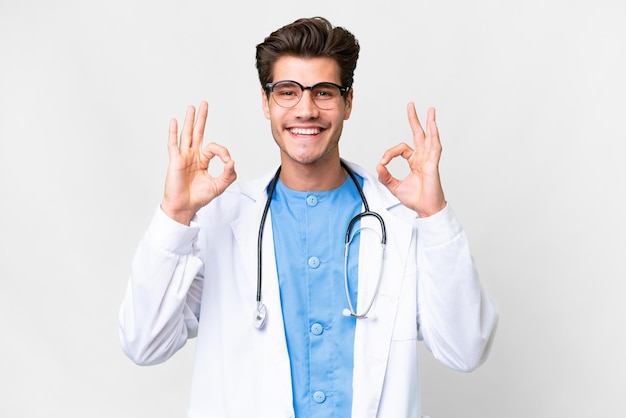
[119,16,498,418]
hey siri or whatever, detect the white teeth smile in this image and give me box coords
[290,128,320,135]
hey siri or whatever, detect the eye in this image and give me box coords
[313,84,340,99]
[274,83,300,98]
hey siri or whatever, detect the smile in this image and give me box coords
[289,127,321,135]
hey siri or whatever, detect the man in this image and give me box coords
[119,16,498,418]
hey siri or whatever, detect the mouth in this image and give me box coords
[288,127,323,136]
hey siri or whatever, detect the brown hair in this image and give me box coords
[255,17,360,90]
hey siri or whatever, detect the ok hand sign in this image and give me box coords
[161,101,237,225]
[376,103,446,218]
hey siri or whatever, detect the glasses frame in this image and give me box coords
[265,80,351,109]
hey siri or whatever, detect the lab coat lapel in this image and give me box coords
[229,174,294,415]
[230,173,284,330]
[347,163,415,417]
[230,194,267,312]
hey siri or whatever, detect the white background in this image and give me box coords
[1,0,624,417]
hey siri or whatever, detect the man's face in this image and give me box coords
[262,56,353,168]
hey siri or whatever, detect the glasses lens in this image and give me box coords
[311,83,343,110]
[272,82,301,108]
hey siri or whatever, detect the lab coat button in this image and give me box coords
[313,390,326,403]
[308,256,320,268]
[310,323,324,335]
[306,195,318,207]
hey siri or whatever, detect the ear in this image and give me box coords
[261,88,271,120]
[343,88,354,120]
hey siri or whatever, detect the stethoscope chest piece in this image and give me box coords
[254,302,267,329]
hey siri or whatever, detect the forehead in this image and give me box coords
[272,56,341,85]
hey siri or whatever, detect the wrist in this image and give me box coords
[160,202,197,226]
[415,200,447,218]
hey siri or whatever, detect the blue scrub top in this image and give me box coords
[271,174,363,417]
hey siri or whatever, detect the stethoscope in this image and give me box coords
[254,161,387,329]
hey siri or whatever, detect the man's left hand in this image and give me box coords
[376,103,447,218]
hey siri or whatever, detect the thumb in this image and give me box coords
[376,163,397,190]
[214,159,237,192]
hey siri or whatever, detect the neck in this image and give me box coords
[278,156,347,191]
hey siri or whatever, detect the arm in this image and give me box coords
[414,205,498,372]
[119,102,237,365]
[378,104,497,370]
[119,208,204,365]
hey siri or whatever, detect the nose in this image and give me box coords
[294,89,319,118]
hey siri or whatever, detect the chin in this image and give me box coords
[278,138,340,167]
[289,155,324,166]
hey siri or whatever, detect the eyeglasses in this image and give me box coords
[265,80,351,110]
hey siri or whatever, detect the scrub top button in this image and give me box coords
[308,256,320,269]
[313,391,326,403]
[306,195,318,207]
[310,323,324,336]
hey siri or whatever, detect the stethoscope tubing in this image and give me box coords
[256,166,281,305]
[254,162,386,328]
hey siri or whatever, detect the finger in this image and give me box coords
[377,143,413,191]
[203,142,237,192]
[167,118,179,156]
[425,107,442,155]
[406,102,425,148]
[427,107,440,139]
[378,142,413,166]
[202,142,233,163]
[427,107,436,129]
[179,105,196,151]
[217,159,238,189]
[192,101,209,149]
[376,162,400,191]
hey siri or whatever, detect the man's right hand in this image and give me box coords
[160,101,237,225]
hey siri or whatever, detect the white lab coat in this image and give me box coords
[119,161,498,418]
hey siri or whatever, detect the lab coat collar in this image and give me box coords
[236,160,402,212]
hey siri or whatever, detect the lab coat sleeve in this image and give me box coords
[119,207,204,366]
[415,204,498,372]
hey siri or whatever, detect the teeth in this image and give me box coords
[290,128,320,135]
